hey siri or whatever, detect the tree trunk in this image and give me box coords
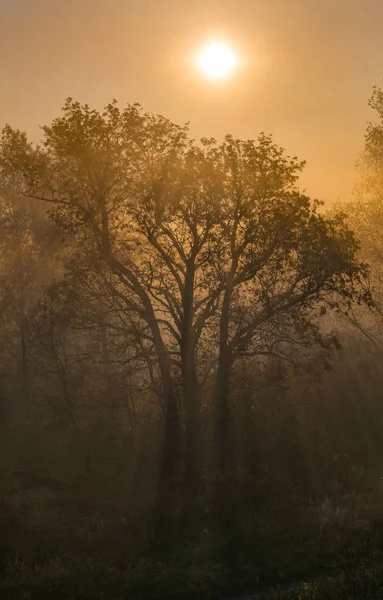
[215,272,234,479]
[215,356,231,476]
[213,271,236,532]
[180,260,201,528]
[182,366,200,528]
[153,396,181,550]
[213,350,237,548]
[20,316,29,398]
[100,208,181,548]
[150,338,181,550]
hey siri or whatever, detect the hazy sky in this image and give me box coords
[1,0,382,203]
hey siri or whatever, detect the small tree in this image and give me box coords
[0,158,59,400]
[342,86,383,351]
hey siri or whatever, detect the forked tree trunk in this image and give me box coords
[100,207,182,549]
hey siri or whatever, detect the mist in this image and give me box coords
[2,2,383,599]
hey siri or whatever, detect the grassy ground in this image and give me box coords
[2,478,383,599]
[1,538,383,599]
[263,560,383,600]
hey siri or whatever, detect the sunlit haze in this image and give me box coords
[1,0,383,202]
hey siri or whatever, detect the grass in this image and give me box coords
[2,539,383,599]
[3,477,383,599]
[265,561,383,600]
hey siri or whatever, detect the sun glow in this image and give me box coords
[198,41,237,79]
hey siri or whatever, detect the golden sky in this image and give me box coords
[1,0,382,203]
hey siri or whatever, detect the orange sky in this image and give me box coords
[1,0,382,203]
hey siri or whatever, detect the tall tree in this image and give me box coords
[0,100,365,541]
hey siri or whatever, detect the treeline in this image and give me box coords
[1,90,383,596]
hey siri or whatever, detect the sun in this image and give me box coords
[198,41,237,79]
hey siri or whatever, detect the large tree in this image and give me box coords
[0,100,365,539]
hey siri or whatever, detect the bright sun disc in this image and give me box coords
[198,41,236,79]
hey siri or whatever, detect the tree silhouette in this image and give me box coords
[0,100,365,543]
